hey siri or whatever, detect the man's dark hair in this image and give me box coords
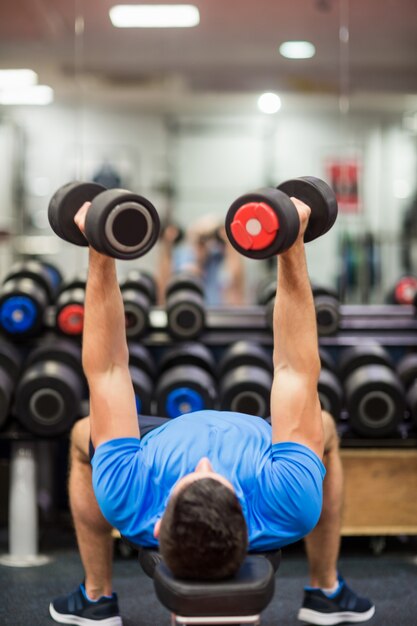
[159,477,248,580]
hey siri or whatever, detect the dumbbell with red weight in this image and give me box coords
[0,260,62,339]
[55,274,87,337]
[386,275,417,305]
[121,270,157,339]
[225,176,338,259]
[0,340,22,430]
[218,341,273,418]
[14,338,86,437]
[48,181,160,260]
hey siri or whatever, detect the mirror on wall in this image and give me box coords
[0,0,416,305]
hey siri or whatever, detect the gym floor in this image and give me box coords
[0,525,416,626]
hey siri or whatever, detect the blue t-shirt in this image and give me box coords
[91,411,325,552]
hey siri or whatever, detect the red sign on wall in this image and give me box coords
[326,159,361,213]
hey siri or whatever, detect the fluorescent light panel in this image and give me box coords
[0,69,38,88]
[110,4,200,28]
[279,41,316,59]
[0,85,54,105]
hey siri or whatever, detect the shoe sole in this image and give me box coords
[49,603,123,626]
[297,605,375,625]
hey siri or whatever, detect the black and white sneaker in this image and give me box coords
[49,583,122,625]
[297,575,375,625]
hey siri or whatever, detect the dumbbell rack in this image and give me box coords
[142,303,417,448]
[1,302,417,565]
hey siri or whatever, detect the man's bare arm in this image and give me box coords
[270,199,324,457]
[77,204,139,447]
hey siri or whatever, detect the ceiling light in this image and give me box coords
[109,4,200,28]
[0,69,38,88]
[279,41,316,59]
[258,92,281,115]
[0,85,54,106]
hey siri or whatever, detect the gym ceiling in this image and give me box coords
[0,0,416,111]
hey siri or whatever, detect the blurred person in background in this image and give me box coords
[158,214,245,306]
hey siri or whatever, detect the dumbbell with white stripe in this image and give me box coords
[48,182,160,260]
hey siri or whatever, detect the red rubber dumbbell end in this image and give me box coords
[57,304,84,335]
[230,202,280,251]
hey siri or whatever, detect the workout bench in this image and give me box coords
[137,546,281,625]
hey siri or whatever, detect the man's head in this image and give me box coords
[154,457,248,580]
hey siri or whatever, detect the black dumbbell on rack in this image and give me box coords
[312,286,340,336]
[0,340,22,431]
[14,338,86,437]
[0,260,62,340]
[397,353,417,430]
[55,274,87,337]
[165,274,206,340]
[257,279,276,331]
[155,343,217,418]
[128,343,156,415]
[122,270,157,339]
[48,181,160,260]
[225,176,338,259]
[339,345,405,438]
[218,341,273,418]
[318,349,344,419]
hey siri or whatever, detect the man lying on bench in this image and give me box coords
[49,198,374,626]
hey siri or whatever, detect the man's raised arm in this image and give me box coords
[270,198,323,457]
[77,204,139,448]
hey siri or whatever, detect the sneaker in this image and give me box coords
[49,583,123,625]
[297,575,375,625]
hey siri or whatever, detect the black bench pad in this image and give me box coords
[153,555,275,617]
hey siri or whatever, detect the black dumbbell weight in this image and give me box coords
[165,274,206,340]
[312,286,340,336]
[55,274,87,337]
[0,260,62,339]
[339,344,393,381]
[340,345,405,438]
[318,349,343,419]
[121,270,157,339]
[277,177,338,243]
[257,278,276,331]
[219,341,273,418]
[14,338,86,437]
[48,182,160,260]
[344,365,405,438]
[128,343,156,415]
[0,340,22,430]
[225,176,337,259]
[397,353,417,429]
[158,342,216,377]
[155,343,217,418]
